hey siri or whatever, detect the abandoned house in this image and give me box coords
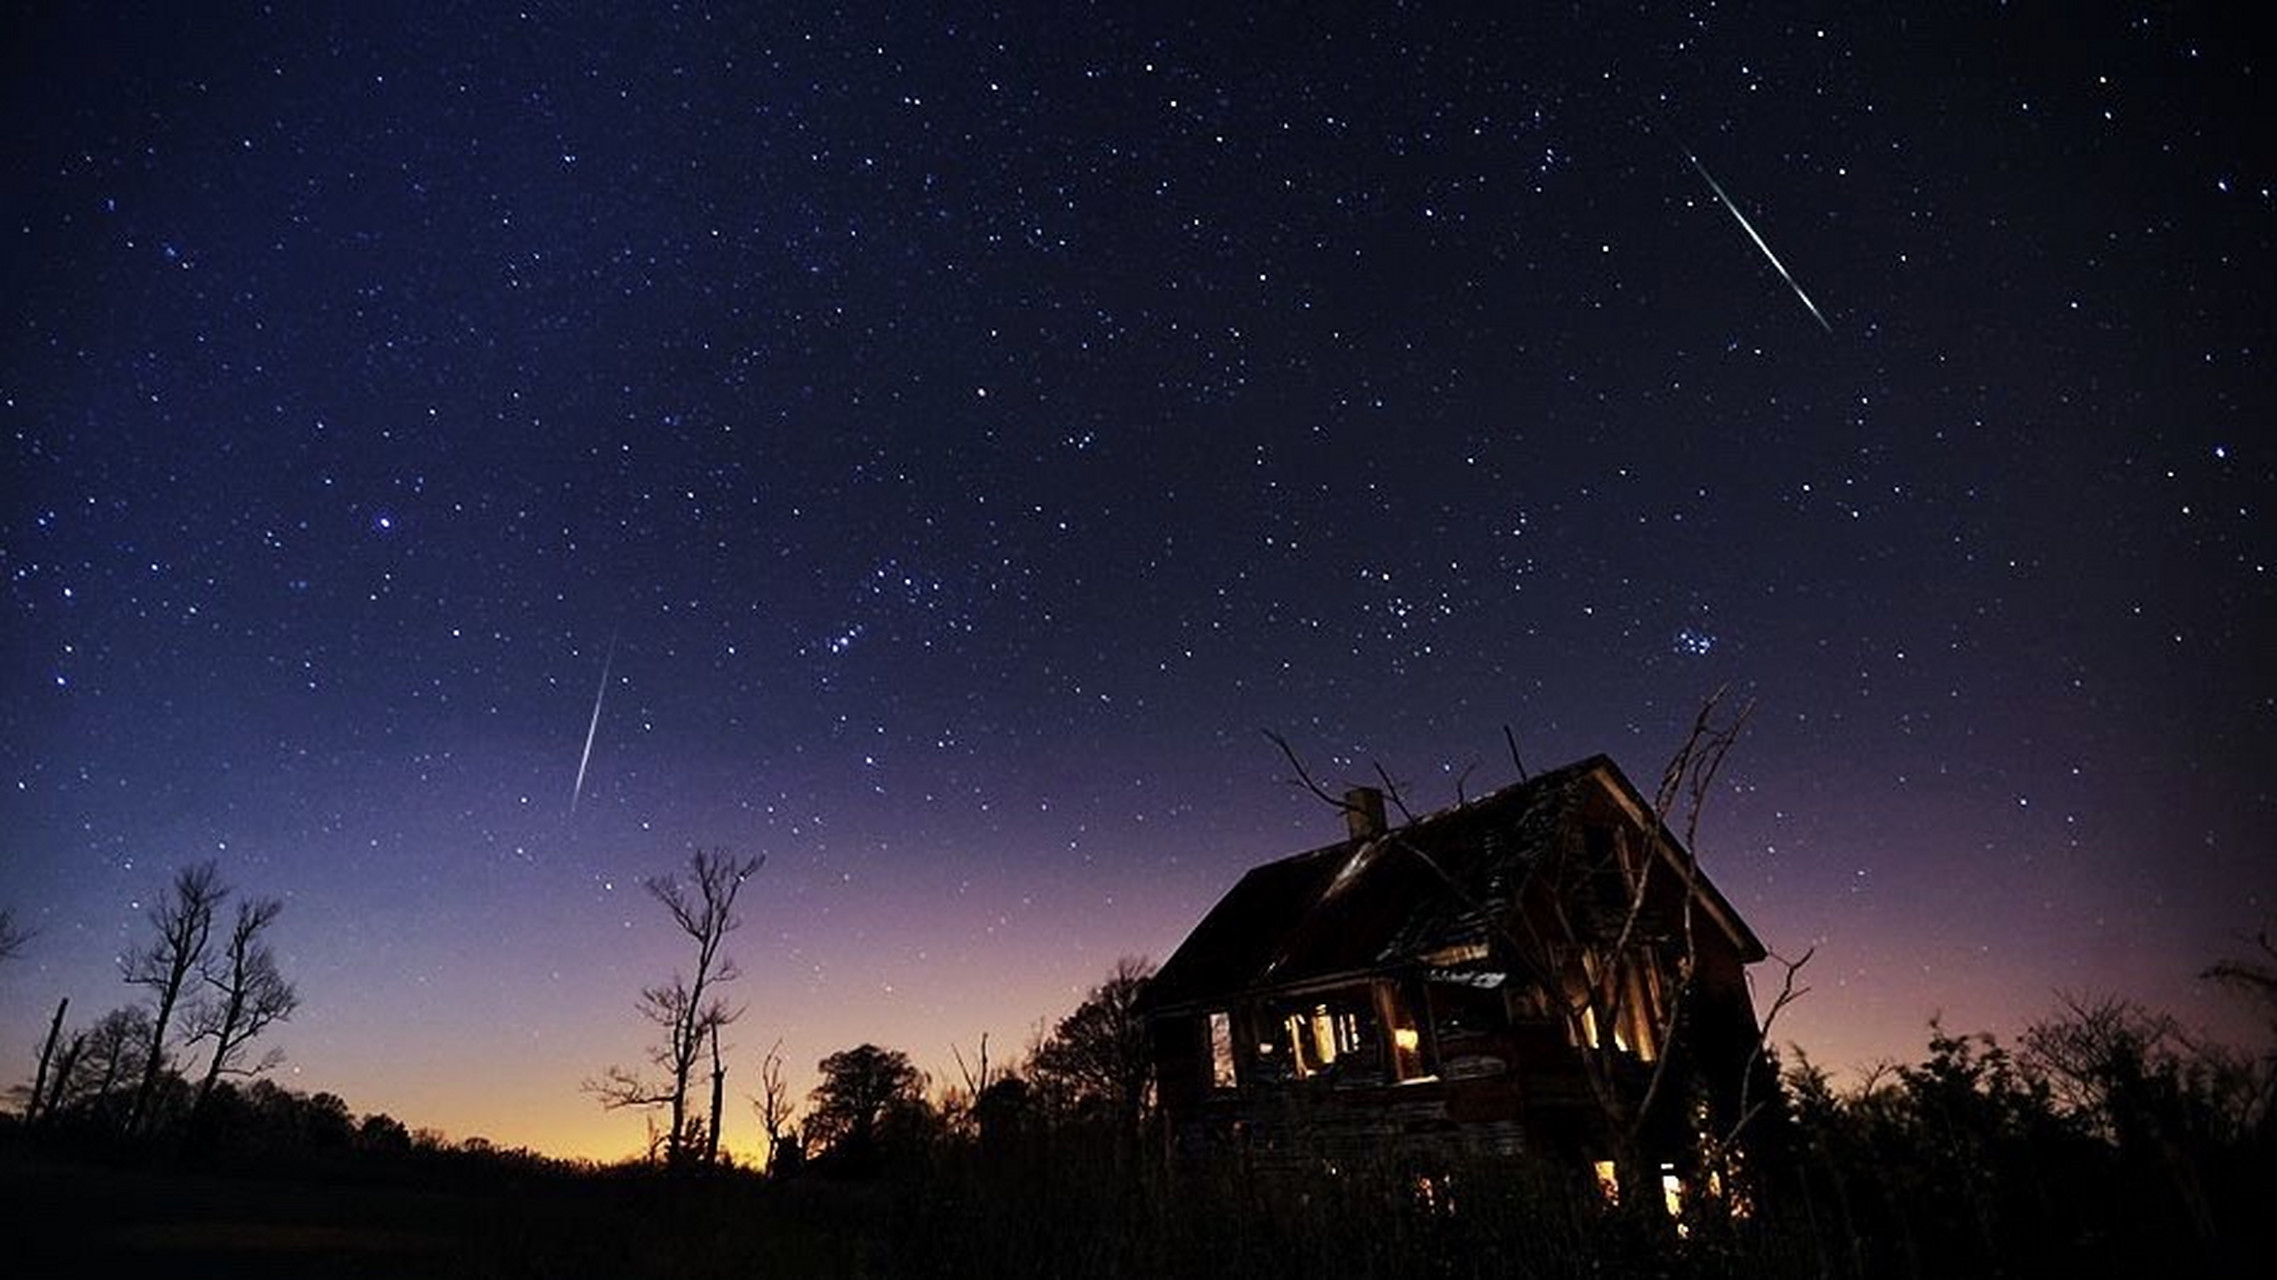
[1142,754,1771,1190]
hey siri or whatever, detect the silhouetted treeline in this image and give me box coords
[4,1070,571,1184]
[8,944,2271,1277]
[14,861,301,1156]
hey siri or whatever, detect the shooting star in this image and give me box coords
[1685,150,1833,333]
[570,632,617,815]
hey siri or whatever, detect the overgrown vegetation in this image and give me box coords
[6,981,2268,1277]
[10,863,2271,1276]
[1772,996,2271,1279]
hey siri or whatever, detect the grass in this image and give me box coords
[5,1127,2264,1279]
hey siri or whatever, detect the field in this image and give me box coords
[3,1149,862,1280]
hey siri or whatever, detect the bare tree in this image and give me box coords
[587,848,762,1167]
[1547,690,1759,1199]
[1267,691,1794,1210]
[2203,927,2277,1128]
[705,1022,727,1165]
[2020,992,2232,1249]
[951,1032,998,1099]
[751,1038,802,1173]
[186,897,298,1109]
[934,1032,995,1138]
[1727,942,1815,1143]
[47,1006,153,1125]
[22,1005,154,1127]
[2204,928,2277,1032]
[26,997,70,1124]
[122,862,226,1134]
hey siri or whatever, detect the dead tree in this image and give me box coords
[1267,692,1801,1210]
[48,1006,152,1125]
[2204,928,2277,1031]
[122,862,225,1135]
[1562,692,1753,1200]
[752,1038,801,1174]
[39,1025,90,1124]
[186,897,298,1109]
[706,1022,726,1165]
[587,848,762,1168]
[26,997,68,1125]
[952,1032,996,1097]
[2204,928,2277,1127]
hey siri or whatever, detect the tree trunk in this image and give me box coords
[27,997,66,1125]
[129,980,182,1135]
[195,984,247,1111]
[1615,1141,1676,1240]
[666,1086,686,1164]
[43,1035,87,1121]
[706,1023,726,1166]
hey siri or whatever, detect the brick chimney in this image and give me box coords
[1344,786,1387,841]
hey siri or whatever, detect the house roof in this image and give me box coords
[1144,755,1767,1014]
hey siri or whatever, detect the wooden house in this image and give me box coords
[1141,754,1770,1188]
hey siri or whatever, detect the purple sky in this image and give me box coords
[4,3,2269,1160]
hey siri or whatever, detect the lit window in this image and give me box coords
[1208,1010,1237,1088]
[1591,1159,1686,1225]
[1391,1024,1426,1080]
[1286,1004,1360,1071]
[1270,992,1384,1079]
[1567,955,1663,1061]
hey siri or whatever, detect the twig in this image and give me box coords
[1727,944,1815,1143]
[1262,728,1357,814]
[1502,725,1528,782]
[1371,762,1418,825]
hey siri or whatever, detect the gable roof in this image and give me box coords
[1144,755,1766,1014]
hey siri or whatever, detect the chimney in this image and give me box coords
[1344,786,1387,841]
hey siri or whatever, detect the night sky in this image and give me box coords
[4,3,2270,1162]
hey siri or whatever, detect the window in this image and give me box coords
[1590,1158,1685,1226]
[1263,989,1384,1082]
[1242,984,1440,1086]
[1390,1024,1427,1080]
[1428,978,1502,1043]
[1284,1003,1365,1074]
[1592,1160,1621,1205]
[1567,950,1663,1061]
[1381,981,1432,1082]
[1627,963,1665,1061]
[1207,1010,1238,1089]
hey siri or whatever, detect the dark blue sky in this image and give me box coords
[4,2,2269,1158]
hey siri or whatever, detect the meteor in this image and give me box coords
[571,632,617,815]
[1685,150,1833,333]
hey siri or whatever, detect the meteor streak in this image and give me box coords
[1686,150,1833,333]
[571,633,617,815]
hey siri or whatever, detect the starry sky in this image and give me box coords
[3,3,2270,1162]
